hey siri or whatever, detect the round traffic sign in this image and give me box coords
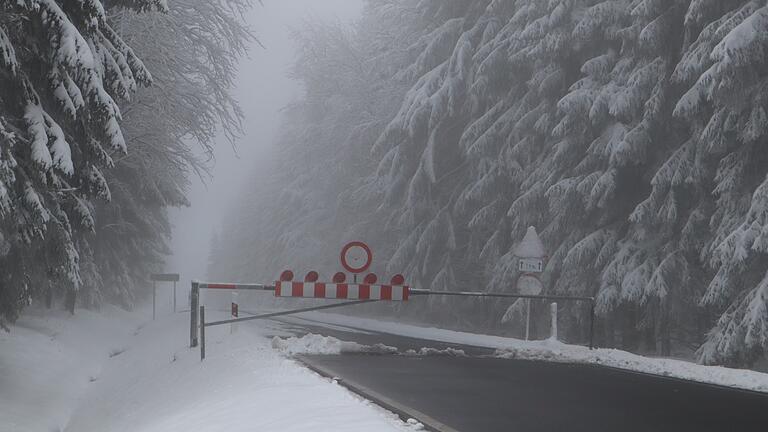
[517,274,543,295]
[340,241,372,273]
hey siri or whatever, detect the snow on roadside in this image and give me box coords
[0,306,142,432]
[292,312,768,393]
[270,333,465,358]
[493,339,768,393]
[0,307,418,432]
[402,347,466,357]
[272,333,398,356]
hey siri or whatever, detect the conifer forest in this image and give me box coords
[3,0,768,370]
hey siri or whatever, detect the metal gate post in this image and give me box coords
[173,280,177,312]
[190,281,199,347]
[200,305,206,361]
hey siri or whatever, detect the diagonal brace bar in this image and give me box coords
[203,299,380,327]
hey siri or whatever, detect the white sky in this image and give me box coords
[166,0,363,286]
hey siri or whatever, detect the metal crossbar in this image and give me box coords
[409,289,593,303]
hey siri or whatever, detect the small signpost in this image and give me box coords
[514,227,546,341]
[150,273,180,320]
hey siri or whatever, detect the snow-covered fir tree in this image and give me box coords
[0,0,158,326]
[0,0,252,327]
[210,0,768,367]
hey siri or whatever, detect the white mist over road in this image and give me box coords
[166,1,363,288]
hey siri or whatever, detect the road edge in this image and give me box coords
[282,314,768,396]
[295,355,461,432]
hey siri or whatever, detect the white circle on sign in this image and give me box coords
[516,274,543,295]
[340,241,372,273]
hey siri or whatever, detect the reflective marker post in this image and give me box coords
[231,290,238,334]
[589,301,596,350]
[550,302,558,340]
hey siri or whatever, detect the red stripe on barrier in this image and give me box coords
[381,285,392,300]
[314,282,325,298]
[359,284,370,300]
[337,283,348,299]
[292,282,303,297]
[273,281,408,301]
[205,283,237,289]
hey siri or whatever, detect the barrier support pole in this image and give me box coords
[200,305,206,361]
[190,281,199,347]
[152,280,156,320]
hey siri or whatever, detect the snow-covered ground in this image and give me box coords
[0,307,419,432]
[271,333,466,358]
[286,312,768,393]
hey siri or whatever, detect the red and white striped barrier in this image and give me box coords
[275,281,409,301]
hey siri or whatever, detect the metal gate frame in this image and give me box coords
[188,280,596,361]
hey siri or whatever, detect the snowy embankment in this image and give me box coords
[0,307,418,432]
[271,333,399,356]
[271,333,466,358]
[288,312,768,393]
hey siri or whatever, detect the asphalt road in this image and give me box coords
[272,316,768,432]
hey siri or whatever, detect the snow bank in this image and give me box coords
[0,306,141,432]
[292,312,768,393]
[272,333,398,356]
[494,340,768,393]
[271,333,466,358]
[402,347,467,357]
[0,307,417,432]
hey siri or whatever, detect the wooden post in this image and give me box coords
[190,281,199,347]
[152,280,156,320]
[200,305,206,361]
